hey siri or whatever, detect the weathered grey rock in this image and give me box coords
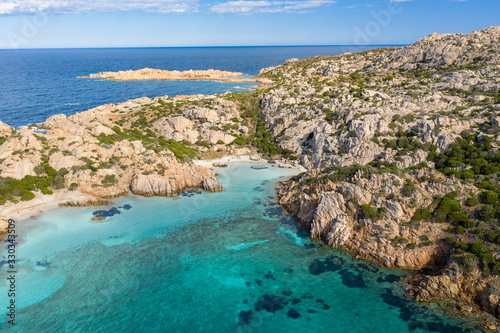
[311,191,352,247]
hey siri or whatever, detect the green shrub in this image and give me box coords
[401,179,417,197]
[487,232,499,243]
[450,211,474,228]
[481,191,498,204]
[41,187,53,195]
[412,208,432,221]
[359,204,383,220]
[478,207,496,220]
[53,176,65,189]
[159,139,198,161]
[470,241,485,256]
[69,182,79,191]
[231,136,247,146]
[20,190,35,201]
[34,165,46,176]
[476,180,496,190]
[102,175,118,187]
[434,196,461,215]
[44,164,57,178]
[195,140,210,148]
[465,196,479,207]
[432,134,500,178]
[57,168,69,177]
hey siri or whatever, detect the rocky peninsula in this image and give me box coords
[260,26,500,327]
[1,25,500,329]
[0,90,300,232]
[80,68,273,84]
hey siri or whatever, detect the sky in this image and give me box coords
[0,0,498,48]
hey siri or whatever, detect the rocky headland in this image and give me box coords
[80,68,273,84]
[257,26,500,327]
[1,25,500,328]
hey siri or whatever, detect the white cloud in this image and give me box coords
[345,3,380,9]
[0,0,337,15]
[0,0,200,14]
[0,3,17,14]
[210,0,336,14]
[210,0,271,13]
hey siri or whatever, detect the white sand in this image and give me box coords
[193,155,306,172]
[0,190,97,228]
[0,155,306,231]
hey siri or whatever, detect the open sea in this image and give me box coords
[0,46,385,129]
[0,46,481,332]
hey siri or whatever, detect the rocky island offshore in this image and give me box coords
[1,26,500,328]
[80,68,273,84]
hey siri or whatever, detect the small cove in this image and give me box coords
[0,162,479,332]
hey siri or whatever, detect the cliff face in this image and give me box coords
[130,170,222,197]
[278,168,472,270]
[259,26,500,323]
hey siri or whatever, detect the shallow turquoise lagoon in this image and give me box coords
[0,163,478,332]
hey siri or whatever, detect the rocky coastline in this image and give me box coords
[1,25,500,329]
[259,26,500,328]
[80,68,273,84]
[0,90,299,233]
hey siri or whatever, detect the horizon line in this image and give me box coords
[0,44,408,51]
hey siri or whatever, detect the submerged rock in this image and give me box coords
[254,294,286,313]
[286,308,301,319]
[237,310,253,326]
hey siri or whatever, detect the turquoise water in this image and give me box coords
[0,163,477,332]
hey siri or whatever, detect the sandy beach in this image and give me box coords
[0,156,305,232]
[0,190,100,230]
[193,155,306,172]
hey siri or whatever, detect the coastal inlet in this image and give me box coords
[0,163,476,332]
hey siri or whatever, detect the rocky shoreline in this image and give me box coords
[1,25,500,330]
[258,26,500,329]
[80,68,273,84]
[0,90,298,232]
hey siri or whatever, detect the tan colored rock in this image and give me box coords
[0,121,13,136]
[1,159,38,179]
[312,191,352,247]
[201,179,224,192]
[80,68,256,83]
[339,182,372,205]
[205,130,235,145]
[184,108,219,122]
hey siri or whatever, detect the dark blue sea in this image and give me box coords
[1,46,379,128]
